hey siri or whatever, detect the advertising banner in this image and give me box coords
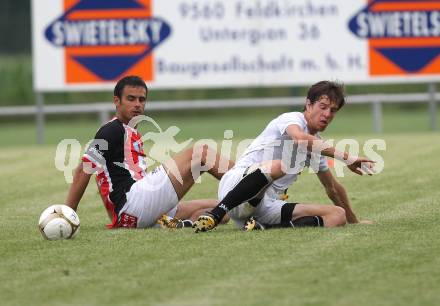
[32,0,440,91]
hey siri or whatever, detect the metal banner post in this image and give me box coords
[36,92,45,144]
[428,83,437,131]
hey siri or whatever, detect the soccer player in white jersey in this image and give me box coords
[66,75,233,229]
[194,81,374,232]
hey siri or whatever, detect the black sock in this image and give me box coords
[211,168,271,220]
[291,216,324,227]
[263,216,324,229]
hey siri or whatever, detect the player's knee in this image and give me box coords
[192,144,210,165]
[269,160,286,179]
[332,206,347,226]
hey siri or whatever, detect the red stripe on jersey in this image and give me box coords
[81,154,101,171]
[124,127,147,181]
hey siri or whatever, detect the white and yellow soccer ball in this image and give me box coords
[38,205,80,240]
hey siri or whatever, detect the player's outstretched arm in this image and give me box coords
[286,124,375,175]
[66,162,92,212]
[286,124,348,160]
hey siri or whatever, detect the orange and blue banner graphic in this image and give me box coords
[44,0,171,83]
[349,0,440,75]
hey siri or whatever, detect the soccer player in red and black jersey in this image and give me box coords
[66,75,233,229]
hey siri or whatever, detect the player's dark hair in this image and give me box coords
[304,81,345,111]
[114,75,148,99]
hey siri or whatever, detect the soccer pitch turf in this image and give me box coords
[0,112,439,306]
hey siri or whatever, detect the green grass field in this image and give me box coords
[1,110,440,306]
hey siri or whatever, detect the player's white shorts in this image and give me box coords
[218,166,288,227]
[119,165,178,228]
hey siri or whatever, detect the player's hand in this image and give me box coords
[347,157,375,176]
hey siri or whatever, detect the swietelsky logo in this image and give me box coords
[348,0,440,75]
[44,0,171,82]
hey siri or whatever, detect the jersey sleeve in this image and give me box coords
[82,125,117,170]
[276,113,306,135]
